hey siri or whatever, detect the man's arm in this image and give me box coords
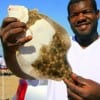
[0,17,34,79]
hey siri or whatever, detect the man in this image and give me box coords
[48,0,100,99]
[0,0,100,100]
[65,0,100,99]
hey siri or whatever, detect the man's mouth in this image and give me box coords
[76,22,90,30]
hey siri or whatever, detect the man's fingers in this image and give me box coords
[2,21,27,35]
[74,76,89,86]
[3,35,32,48]
[71,73,88,86]
[4,28,26,43]
[16,35,32,46]
[63,78,84,96]
[67,88,83,100]
[1,17,18,28]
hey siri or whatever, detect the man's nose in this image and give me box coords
[78,12,86,20]
[77,13,86,24]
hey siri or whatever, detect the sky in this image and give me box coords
[0,0,100,55]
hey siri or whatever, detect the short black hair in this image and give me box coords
[67,0,98,15]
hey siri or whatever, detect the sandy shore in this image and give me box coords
[0,75,19,100]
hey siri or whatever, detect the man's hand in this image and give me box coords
[0,17,32,53]
[63,73,100,100]
[0,17,33,79]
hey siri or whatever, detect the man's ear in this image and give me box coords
[96,10,100,19]
[67,16,70,23]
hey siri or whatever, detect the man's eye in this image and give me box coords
[70,10,95,18]
[70,13,78,18]
[83,10,95,14]
[69,9,95,18]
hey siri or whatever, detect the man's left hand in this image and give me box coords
[63,73,100,100]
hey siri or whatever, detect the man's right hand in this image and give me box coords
[0,17,34,79]
[0,17,32,53]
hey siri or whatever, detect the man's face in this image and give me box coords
[68,0,99,37]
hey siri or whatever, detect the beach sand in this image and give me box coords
[0,75,19,100]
